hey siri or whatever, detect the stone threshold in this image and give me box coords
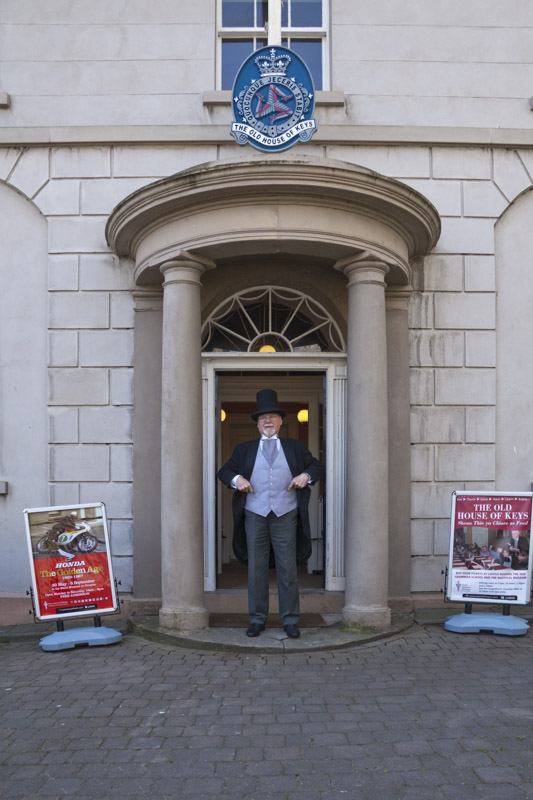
[127,612,415,653]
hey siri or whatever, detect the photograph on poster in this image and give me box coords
[447,493,533,605]
[24,503,118,621]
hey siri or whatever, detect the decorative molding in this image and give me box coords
[203,90,346,107]
[1,125,533,148]
[106,156,441,286]
[132,286,163,312]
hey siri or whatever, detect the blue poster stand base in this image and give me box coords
[445,612,529,636]
[40,626,122,651]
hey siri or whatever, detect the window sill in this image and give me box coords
[203,90,345,108]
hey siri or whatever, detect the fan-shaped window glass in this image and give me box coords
[202,286,345,353]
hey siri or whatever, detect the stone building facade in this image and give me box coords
[1,1,532,627]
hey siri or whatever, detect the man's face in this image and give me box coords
[257,413,282,439]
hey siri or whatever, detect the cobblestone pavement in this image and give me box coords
[2,623,533,800]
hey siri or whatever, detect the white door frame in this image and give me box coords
[202,353,347,592]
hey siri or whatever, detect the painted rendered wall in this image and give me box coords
[1,1,533,600]
[0,182,48,592]
[3,139,532,597]
[0,1,532,129]
[495,188,533,490]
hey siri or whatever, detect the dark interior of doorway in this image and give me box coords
[217,371,325,591]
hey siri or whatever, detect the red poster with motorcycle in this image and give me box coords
[24,503,119,621]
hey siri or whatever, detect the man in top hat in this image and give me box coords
[218,389,323,639]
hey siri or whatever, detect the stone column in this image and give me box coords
[386,287,413,612]
[335,251,391,629]
[159,252,214,632]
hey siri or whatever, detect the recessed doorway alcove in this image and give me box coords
[106,156,440,632]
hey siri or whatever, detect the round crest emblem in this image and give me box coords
[231,45,317,153]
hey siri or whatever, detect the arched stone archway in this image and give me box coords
[107,156,440,632]
[106,156,439,286]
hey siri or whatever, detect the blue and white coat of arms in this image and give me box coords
[231,46,317,153]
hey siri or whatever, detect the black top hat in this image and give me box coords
[251,389,286,421]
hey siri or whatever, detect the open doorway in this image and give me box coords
[216,372,325,590]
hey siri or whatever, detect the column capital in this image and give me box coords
[334,250,390,287]
[160,250,216,287]
[385,285,413,312]
[132,286,163,312]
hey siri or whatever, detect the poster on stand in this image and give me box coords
[24,503,118,621]
[447,491,533,605]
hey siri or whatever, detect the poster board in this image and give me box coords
[24,503,119,621]
[447,491,533,605]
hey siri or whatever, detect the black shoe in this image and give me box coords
[246,623,266,637]
[283,624,300,639]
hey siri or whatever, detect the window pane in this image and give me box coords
[290,39,322,89]
[291,0,322,27]
[222,39,254,89]
[257,0,269,27]
[202,287,344,353]
[222,0,255,28]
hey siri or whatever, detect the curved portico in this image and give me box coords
[106,156,440,632]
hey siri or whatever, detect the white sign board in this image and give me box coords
[447,492,533,605]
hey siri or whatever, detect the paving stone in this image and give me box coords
[473,786,529,800]
[474,765,523,783]
[443,787,483,800]
[182,777,225,794]
[401,788,448,800]
[1,623,533,798]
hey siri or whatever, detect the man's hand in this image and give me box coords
[236,476,254,494]
[288,473,310,491]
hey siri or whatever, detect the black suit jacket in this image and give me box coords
[505,535,529,553]
[217,437,323,565]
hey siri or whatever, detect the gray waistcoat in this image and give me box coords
[245,443,297,518]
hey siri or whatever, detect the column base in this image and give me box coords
[387,595,413,613]
[342,604,391,630]
[159,605,209,633]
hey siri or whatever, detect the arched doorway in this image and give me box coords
[201,285,347,593]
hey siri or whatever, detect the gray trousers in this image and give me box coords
[244,508,299,625]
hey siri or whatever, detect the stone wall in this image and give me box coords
[1,1,533,599]
[1,1,532,129]
[2,140,533,595]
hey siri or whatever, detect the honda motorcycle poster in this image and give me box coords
[24,503,119,621]
[447,491,533,605]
